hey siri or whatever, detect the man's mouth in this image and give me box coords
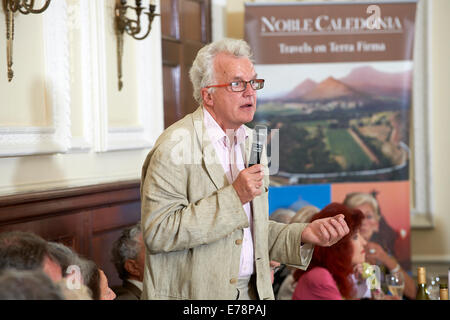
[240,103,253,108]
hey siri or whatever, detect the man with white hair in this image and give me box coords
[140,38,349,300]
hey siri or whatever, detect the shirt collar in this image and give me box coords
[126,279,143,291]
[202,107,248,146]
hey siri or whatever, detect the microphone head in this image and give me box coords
[249,125,267,166]
[254,124,267,146]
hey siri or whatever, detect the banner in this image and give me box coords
[245,1,416,273]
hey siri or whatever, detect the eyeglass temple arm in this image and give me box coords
[205,84,229,89]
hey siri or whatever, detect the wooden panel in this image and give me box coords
[0,181,141,285]
[182,41,205,115]
[90,202,140,287]
[163,65,181,128]
[0,181,140,224]
[161,0,211,129]
[161,0,179,39]
[0,212,86,254]
[181,0,202,42]
[92,228,125,287]
[162,39,181,65]
[91,203,140,234]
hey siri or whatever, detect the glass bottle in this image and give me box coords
[415,267,430,300]
[439,283,448,300]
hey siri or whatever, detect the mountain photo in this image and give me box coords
[252,62,412,185]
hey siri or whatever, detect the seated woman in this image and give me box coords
[292,202,366,300]
[343,192,416,300]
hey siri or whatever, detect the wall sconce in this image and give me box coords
[3,0,52,82]
[115,0,159,91]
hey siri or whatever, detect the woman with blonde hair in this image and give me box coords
[343,192,416,299]
[291,205,320,224]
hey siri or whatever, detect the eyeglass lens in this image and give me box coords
[231,80,264,92]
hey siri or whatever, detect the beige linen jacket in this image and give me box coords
[140,107,313,300]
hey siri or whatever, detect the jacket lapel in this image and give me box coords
[192,107,227,190]
[123,281,142,299]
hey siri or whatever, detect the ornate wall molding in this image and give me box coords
[67,0,94,152]
[0,0,71,156]
[91,0,164,152]
[411,0,433,228]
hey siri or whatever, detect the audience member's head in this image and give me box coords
[82,259,115,300]
[293,203,365,299]
[99,269,116,300]
[0,231,62,282]
[47,241,81,276]
[290,205,320,224]
[57,278,93,300]
[83,259,101,299]
[47,241,101,299]
[0,268,65,300]
[111,223,145,282]
[269,208,296,224]
[343,192,380,241]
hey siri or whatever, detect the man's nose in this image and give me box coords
[243,82,256,96]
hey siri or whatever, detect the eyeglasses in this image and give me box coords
[205,79,265,92]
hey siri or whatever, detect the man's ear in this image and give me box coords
[124,259,139,277]
[201,88,213,107]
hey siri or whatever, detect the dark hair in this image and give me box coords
[111,223,142,280]
[83,260,101,300]
[0,231,53,272]
[293,202,364,299]
[0,268,65,300]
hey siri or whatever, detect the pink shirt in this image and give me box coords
[203,108,254,278]
[292,267,342,300]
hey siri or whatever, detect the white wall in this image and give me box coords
[0,0,164,195]
[410,0,450,267]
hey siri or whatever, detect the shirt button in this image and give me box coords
[235,239,243,245]
[230,278,237,284]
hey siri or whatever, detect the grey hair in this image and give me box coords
[47,241,100,300]
[0,231,52,273]
[47,241,81,274]
[47,241,94,284]
[111,223,142,280]
[0,268,65,300]
[189,38,254,105]
[57,279,92,300]
[269,208,296,224]
[343,192,380,221]
[291,205,320,224]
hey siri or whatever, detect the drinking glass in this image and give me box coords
[386,271,405,299]
[427,275,441,300]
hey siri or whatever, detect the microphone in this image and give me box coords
[248,124,267,167]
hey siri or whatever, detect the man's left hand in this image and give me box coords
[300,214,350,247]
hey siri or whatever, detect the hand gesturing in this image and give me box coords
[300,214,350,247]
